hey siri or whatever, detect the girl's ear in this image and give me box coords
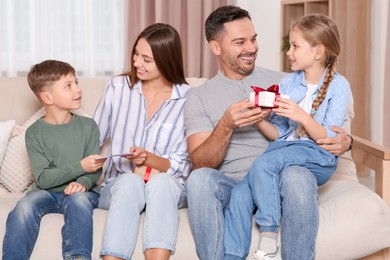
[40,91,53,105]
[209,40,221,56]
[315,44,326,61]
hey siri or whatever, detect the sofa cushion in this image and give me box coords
[0,108,45,193]
[0,193,197,260]
[1,180,389,259]
[0,120,15,167]
[315,180,390,259]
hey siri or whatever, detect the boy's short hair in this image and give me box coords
[27,60,76,99]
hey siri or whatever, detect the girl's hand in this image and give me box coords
[80,155,106,173]
[273,98,310,123]
[259,108,272,120]
[64,182,86,195]
[125,147,148,166]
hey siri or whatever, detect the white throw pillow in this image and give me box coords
[316,180,390,259]
[0,108,91,193]
[0,120,15,167]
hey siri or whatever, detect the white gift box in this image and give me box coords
[249,91,289,108]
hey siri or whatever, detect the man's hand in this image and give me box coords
[316,126,352,156]
[219,99,265,130]
[64,182,86,195]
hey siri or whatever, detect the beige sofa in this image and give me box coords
[0,76,390,260]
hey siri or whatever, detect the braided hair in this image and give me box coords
[292,14,341,137]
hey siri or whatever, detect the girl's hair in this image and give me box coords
[292,14,341,137]
[125,23,187,87]
[27,60,76,99]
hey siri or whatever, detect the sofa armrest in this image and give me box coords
[351,135,390,207]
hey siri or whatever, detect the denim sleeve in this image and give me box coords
[268,75,293,137]
[319,76,351,138]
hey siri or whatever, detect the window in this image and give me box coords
[0,0,124,77]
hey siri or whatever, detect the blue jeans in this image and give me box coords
[186,168,238,260]
[249,141,337,234]
[186,166,319,260]
[2,190,99,260]
[98,173,187,260]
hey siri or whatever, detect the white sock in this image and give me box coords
[258,232,278,255]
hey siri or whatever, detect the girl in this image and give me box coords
[249,14,350,259]
[94,23,190,260]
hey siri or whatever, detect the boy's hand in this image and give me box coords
[64,182,86,195]
[81,154,105,173]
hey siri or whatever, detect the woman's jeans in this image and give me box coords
[186,165,319,260]
[2,190,99,260]
[98,173,187,260]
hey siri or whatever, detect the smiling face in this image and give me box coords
[211,18,258,80]
[286,27,320,72]
[132,37,162,83]
[41,73,81,111]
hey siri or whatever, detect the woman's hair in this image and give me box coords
[205,5,251,42]
[125,23,187,86]
[292,14,341,137]
[27,60,76,99]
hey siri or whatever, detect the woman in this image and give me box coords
[94,23,190,260]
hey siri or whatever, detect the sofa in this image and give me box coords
[0,76,390,260]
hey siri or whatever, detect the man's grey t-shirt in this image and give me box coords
[184,66,285,181]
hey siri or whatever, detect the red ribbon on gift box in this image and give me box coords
[251,84,281,107]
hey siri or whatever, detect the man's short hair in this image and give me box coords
[205,5,251,42]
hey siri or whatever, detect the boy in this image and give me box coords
[2,60,104,260]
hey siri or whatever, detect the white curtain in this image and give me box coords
[0,0,124,77]
[384,2,390,148]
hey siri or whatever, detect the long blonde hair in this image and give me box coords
[292,14,341,137]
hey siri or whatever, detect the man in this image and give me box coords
[184,5,352,260]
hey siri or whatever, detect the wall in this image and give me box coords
[236,0,389,146]
[235,0,280,71]
[371,0,388,145]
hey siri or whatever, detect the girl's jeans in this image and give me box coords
[98,173,186,260]
[249,141,337,233]
[2,190,99,260]
[224,141,337,260]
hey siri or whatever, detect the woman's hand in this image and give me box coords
[125,146,148,166]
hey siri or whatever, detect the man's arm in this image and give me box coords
[188,124,233,169]
[316,126,353,156]
[188,99,267,169]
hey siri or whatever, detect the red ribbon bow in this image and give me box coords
[251,84,280,107]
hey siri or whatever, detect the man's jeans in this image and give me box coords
[2,190,99,260]
[186,166,318,260]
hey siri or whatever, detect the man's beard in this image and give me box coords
[233,64,254,76]
[224,53,256,76]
